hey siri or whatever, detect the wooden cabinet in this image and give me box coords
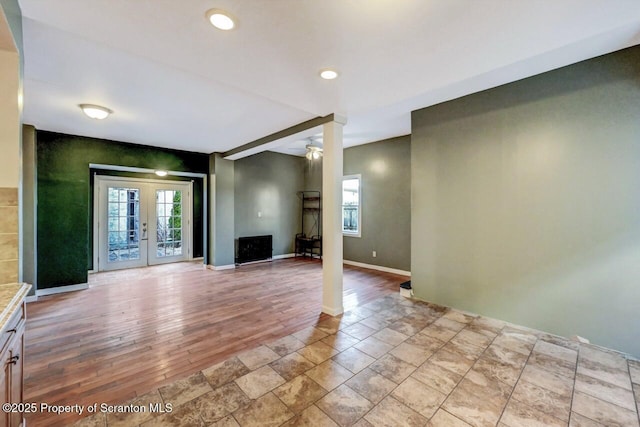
[0,302,26,427]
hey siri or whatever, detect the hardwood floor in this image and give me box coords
[24,258,407,426]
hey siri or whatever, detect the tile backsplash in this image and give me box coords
[0,188,18,283]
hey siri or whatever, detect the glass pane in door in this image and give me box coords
[107,187,141,262]
[155,189,183,258]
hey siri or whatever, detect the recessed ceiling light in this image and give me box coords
[206,9,236,30]
[155,170,168,177]
[319,69,339,80]
[79,104,112,120]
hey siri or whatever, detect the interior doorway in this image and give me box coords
[94,176,192,271]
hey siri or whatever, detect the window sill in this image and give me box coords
[343,232,361,238]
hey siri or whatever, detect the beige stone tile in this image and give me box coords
[511,379,570,422]
[430,349,475,377]
[316,384,373,427]
[293,326,329,344]
[629,360,640,385]
[392,376,446,418]
[359,315,391,331]
[236,345,281,370]
[469,316,506,334]
[270,352,316,381]
[321,331,360,351]
[406,332,446,353]
[158,371,212,407]
[266,335,306,356]
[443,339,485,362]
[345,368,397,404]
[369,353,416,384]
[332,347,376,374]
[280,405,338,427]
[500,398,566,427]
[569,412,606,427]
[574,372,636,411]
[420,324,459,342]
[305,360,354,391]
[0,234,18,261]
[533,340,577,364]
[354,336,394,359]
[234,365,286,399]
[390,342,431,367]
[273,375,328,413]
[0,207,17,234]
[0,260,18,283]
[343,322,377,340]
[484,343,529,369]
[340,310,368,325]
[203,357,251,388]
[472,357,522,387]
[427,409,473,427]
[209,415,240,427]
[501,327,539,345]
[0,188,18,206]
[347,306,376,319]
[297,341,340,364]
[186,383,250,424]
[371,327,408,346]
[433,317,467,332]
[527,352,576,379]
[538,334,580,352]
[579,345,628,372]
[233,392,294,427]
[73,413,106,427]
[107,390,163,427]
[412,361,463,395]
[378,308,406,323]
[141,403,205,426]
[451,329,492,350]
[442,310,476,324]
[576,358,631,390]
[571,391,639,427]
[519,364,573,398]
[316,316,346,335]
[634,383,640,411]
[388,318,428,336]
[352,418,374,427]
[364,396,427,427]
[491,334,535,356]
[442,377,511,427]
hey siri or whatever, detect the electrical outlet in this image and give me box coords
[372,251,377,257]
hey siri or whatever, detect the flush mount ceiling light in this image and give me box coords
[79,104,112,120]
[319,68,339,80]
[305,145,323,160]
[206,9,236,30]
[155,170,168,177]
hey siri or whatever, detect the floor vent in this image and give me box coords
[236,235,273,264]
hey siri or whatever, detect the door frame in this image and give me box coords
[93,175,194,272]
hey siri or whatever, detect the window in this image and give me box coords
[342,175,361,237]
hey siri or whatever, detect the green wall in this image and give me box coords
[235,151,303,256]
[304,136,412,271]
[411,45,640,356]
[209,153,235,267]
[37,131,208,289]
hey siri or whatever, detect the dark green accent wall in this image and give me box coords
[411,45,640,357]
[36,131,208,289]
[234,151,303,256]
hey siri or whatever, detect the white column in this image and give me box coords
[322,116,346,316]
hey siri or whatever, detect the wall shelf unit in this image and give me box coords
[295,191,321,258]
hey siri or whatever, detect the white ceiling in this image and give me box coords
[18,0,640,156]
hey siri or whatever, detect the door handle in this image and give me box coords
[142,222,147,240]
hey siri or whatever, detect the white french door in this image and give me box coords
[95,177,192,271]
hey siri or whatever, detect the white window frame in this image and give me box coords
[342,174,361,238]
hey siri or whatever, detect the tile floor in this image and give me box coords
[75,293,640,427]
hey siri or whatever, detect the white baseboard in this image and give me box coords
[343,260,411,277]
[207,264,236,271]
[25,295,38,303]
[322,305,344,316]
[36,283,89,296]
[273,253,295,260]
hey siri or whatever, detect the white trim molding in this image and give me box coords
[343,260,410,277]
[207,264,236,271]
[36,283,89,296]
[273,253,295,260]
[25,295,38,303]
[322,304,344,317]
